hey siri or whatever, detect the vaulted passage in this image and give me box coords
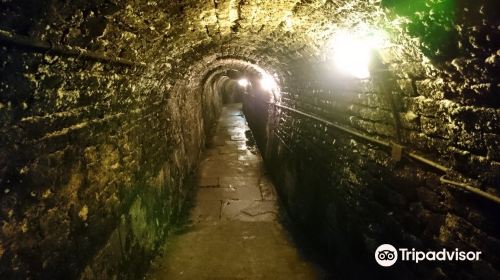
[1,1,499,279]
[146,103,319,279]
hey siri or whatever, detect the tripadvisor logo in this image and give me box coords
[375,244,482,267]
[375,244,398,267]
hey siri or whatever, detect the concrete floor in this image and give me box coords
[146,103,320,280]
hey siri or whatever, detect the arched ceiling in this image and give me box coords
[0,0,419,83]
[2,0,497,112]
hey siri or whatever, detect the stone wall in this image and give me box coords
[1,0,499,279]
[0,1,225,279]
[244,0,500,279]
[0,46,222,280]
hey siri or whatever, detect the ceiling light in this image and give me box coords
[238,78,250,87]
[260,74,278,91]
[329,28,388,79]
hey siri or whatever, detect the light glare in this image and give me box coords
[238,78,249,87]
[329,28,388,79]
[260,75,277,91]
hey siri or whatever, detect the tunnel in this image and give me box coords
[1,0,500,279]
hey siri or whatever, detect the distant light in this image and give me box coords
[238,78,250,87]
[260,74,278,91]
[329,28,388,79]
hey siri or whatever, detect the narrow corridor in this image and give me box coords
[2,1,499,279]
[146,103,319,279]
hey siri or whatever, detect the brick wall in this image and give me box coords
[1,0,499,279]
[0,48,224,279]
[244,1,500,279]
[0,1,226,278]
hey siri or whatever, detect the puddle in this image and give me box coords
[245,129,258,155]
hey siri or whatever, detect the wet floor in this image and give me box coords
[146,103,320,279]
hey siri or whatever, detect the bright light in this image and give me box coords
[238,78,249,87]
[260,74,278,91]
[329,28,388,79]
[330,32,371,78]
